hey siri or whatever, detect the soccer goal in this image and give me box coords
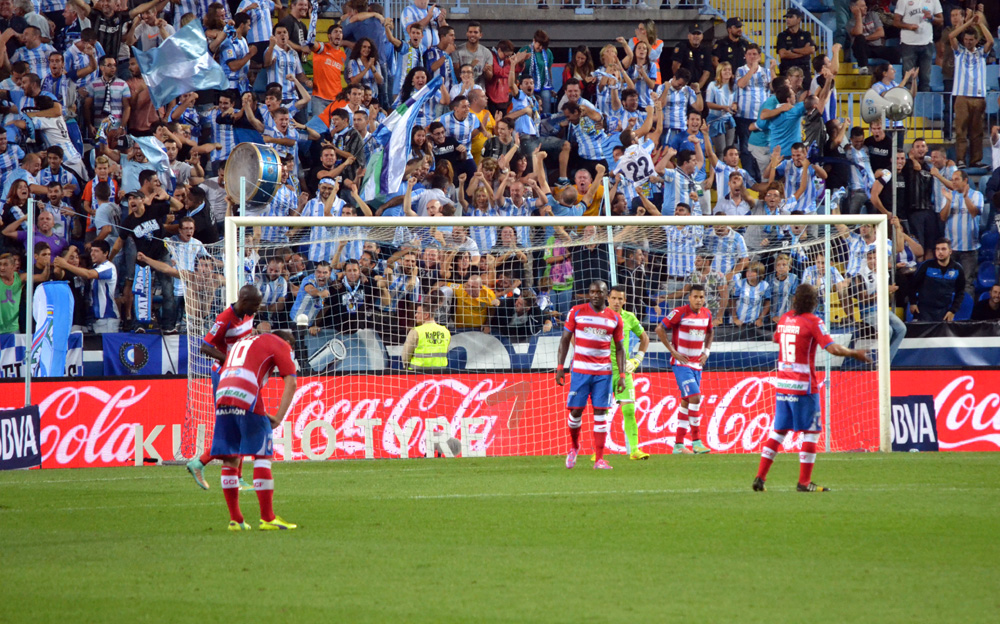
[173,210,892,461]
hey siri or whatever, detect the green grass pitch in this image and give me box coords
[2,453,998,623]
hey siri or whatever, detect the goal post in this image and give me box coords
[205,212,893,458]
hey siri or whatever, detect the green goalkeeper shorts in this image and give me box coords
[613,372,635,403]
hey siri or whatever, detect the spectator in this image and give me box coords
[328,108,364,182]
[774,142,826,216]
[714,171,752,216]
[292,260,333,330]
[971,284,1000,321]
[494,288,551,339]
[705,62,737,157]
[468,90,494,164]
[703,217,749,284]
[570,225,610,304]
[948,11,993,168]
[732,261,771,329]
[683,252,728,326]
[347,37,384,103]
[265,24,308,105]
[124,7,174,52]
[744,182,792,251]
[518,30,554,114]
[57,239,119,333]
[237,0,275,66]
[907,238,965,322]
[276,0,311,63]
[220,13,256,95]
[401,0,445,51]
[9,26,54,78]
[311,22,347,116]
[671,23,711,90]
[768,253,799,321]
[856,249,906,360]
[936,6,967,91]
[485,39,514,119]
[939,170,982,297]
[0,0,27,60]
[423,24,456,94]
[628,40,659,108]
[893,0,943,92]
[255,257,290,330]
[82,55,131,138]
[659,67,702,138]
[453,272,498,331]
[3,209,68,257]
[777,8,816,83]
[802,250,848,320]
[18,241,52,331]
[0,251,21,333]
[660,201,703,307]
[452,21,492,89]
[561,46,598,105]
[863,118,892,173]
[735,44,772,176]
[848,0,900,67]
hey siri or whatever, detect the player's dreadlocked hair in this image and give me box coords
[792,284,819,316]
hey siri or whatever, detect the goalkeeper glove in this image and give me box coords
[625,358,641,374]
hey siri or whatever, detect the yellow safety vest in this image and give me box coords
[411,322,451,368]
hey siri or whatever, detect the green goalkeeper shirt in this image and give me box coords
[610,309,644,376]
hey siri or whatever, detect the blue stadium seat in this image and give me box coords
[978,261,997,292]
[980,229,998,263]
[914,92,945,121]
[988,91,1000,115]
[930,65,945,93]
[981,291,991,301]
[987,65,1000,90]
[954,293,974,321]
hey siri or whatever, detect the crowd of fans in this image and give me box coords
[0,0,998,352]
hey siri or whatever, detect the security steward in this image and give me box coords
[401,303,451,369]
[672,23,712,90]
[712,17,750,69]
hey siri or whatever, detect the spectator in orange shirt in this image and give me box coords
[311,22,347,116]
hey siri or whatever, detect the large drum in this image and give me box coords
[224,143,282,209]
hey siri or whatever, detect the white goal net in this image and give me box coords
[172,212,891,461]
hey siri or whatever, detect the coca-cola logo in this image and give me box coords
[935,375,1000,450]
[38,385,154,466]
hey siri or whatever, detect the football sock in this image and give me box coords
[237,456,244,479]
[688,400,702,441]
[756,431,787,480]
[621,402,639,454]
[593,412,609,461]
[253,459,275,522]
[675,406,689,445]
[221,466,243,523]
[567,413,582,451]
[798,433,819,486]
[198,450,212,465]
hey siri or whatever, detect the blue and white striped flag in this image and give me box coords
[133,20,229,109]
[361,76,443,202]
[30,281,73,377]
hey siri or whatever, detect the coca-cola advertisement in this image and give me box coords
[1,369,996,468]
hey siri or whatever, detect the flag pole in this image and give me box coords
[24,197,35,407]
[239,177,246,289]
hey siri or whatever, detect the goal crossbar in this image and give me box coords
[223,213,893,452]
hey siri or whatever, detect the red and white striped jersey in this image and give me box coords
[660,305,713,370]
[564,303,624,375]
[773,311,834,395]
[204,305,255,372]
[216,333,297,415]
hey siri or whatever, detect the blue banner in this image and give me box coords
[891,395,939,452]
[102,333,189,375]
[0,406,41,470]
[0,333,83,377]
[31,281,73,377]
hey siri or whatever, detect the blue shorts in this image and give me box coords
[567,372,613,410]
[210,405,274,457]
[673,366,702,399]
[774,393,822,433]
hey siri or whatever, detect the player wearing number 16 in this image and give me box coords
[556,281,627,470]
[212,330,299,531]
[656,284,714,454]
[753,285,870,493]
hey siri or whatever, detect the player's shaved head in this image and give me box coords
[272,329,295,348]
[236,284,263,315]
[792,284,819,315]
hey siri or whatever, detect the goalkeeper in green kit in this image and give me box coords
[595,284,651,461]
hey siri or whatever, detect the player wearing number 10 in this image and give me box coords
[753,284,870,493]
[556,281,627,471]
[213,331,299,531]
